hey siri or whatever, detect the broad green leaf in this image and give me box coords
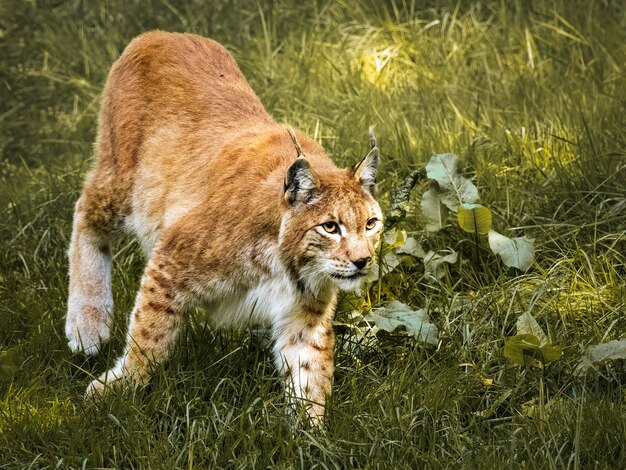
[574,339,626,375]
[488,230,535,271]
[425,153,459,186]
[396,236,426,258]
[366,300,439,345]
[516,311,548,346]
[538,343,563,364]
[425,154,479,211]
[420,186,448,232]
[369,236,426,281]
[504,334,541,366]
[423,250,458,280]
[587,339,626,362]
[439,179,478,212]
[504,334,562,368]
[367,230,407,282]
[367,228,407,281]
[383,228,406,249]
[457,204,492,235]
[382,250,401,275]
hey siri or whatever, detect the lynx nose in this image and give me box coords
[352,257,371,270]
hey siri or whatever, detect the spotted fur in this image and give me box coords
[66,31,382,425]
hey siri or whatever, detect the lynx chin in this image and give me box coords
[65,31,382,425]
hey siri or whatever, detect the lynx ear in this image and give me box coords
[353,146,379,195]
[284,157,319,205]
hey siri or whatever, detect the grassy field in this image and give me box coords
[1,0,625,468]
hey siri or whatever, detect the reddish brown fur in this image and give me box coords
[66,31,382,426]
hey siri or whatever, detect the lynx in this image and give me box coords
[66,31,382,424]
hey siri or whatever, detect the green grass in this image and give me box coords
[1,0,625,468]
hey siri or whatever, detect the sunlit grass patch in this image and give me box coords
[0,386,72,434]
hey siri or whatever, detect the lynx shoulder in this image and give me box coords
[65,31,382,425]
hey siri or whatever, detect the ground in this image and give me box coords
[0,1,625,468]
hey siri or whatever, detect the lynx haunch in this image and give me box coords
[66,31,382,425]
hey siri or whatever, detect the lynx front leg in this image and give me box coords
[66,199,114,355]
[273,311,335,426]
[87,256,183,395]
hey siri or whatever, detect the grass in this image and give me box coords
[1,0,625,467]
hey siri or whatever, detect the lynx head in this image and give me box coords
[279,137,383,295]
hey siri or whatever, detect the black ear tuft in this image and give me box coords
[284,157,319,205]
[353,147,379,195]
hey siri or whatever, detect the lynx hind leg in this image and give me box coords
[66,195,116,355]
[273,313,335,426]
[87,256,183,395]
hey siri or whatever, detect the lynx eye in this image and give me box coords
[321,221,339,234]
[365,218,378,230]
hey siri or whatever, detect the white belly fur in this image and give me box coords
[206,273,298,327]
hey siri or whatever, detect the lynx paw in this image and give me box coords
[85,377,109,397]
[66,303,112,355]
[85,360,126,397]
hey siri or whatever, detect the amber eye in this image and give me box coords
[322,221,339,234]
[365,218,378,230]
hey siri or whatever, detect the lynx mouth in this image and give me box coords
[330,272,365,280]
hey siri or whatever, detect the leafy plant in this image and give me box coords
[366,300,439,346]
[360,151,538,343]
[504,312,563,368]
[361,150,539,344]
[421,153,535,271]
[341,300,440,349]
[574,339,626,375]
